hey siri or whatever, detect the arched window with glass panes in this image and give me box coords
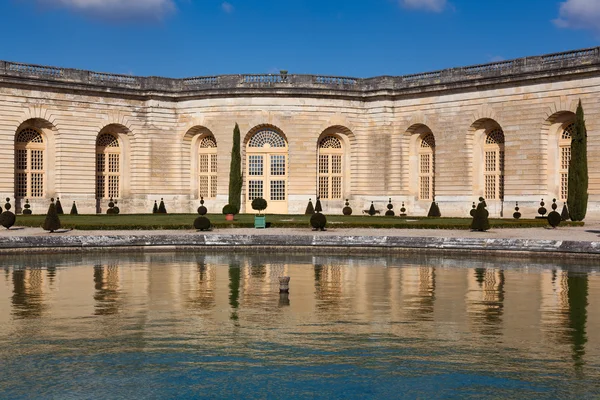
[15,128,45,199]
[198,135,217,198]
[559,123,573,201]
[483,129,505,200]
[96,133,120,199]
[419,133,435,200]
[318,136,343,200]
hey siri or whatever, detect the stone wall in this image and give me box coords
[1,47,599,217]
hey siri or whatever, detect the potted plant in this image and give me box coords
[222,204,238,221]
[251,197,267,228]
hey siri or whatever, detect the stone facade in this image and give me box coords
[1,47,599,217]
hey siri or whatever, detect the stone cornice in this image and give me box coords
[1,47,599,102]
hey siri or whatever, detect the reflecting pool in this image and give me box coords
[1,252,599,399]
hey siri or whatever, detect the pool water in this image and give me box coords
[0,252,599,399]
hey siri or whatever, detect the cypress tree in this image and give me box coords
[567,100,588,221]
[42,198,61,233]
[228,123,242,213]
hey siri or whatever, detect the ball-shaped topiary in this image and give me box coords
[194,216,212,231]
[197,197,208,215]
[251,197,268,214]
[513,202,521,219]
[537,199,547,217]
[470,198,490,232]
[385,198,395,217]
[343,199,353,216]
[113,200,120,215]
[23,199,32,215]
[222,204,239,215]
[310,212,327,231]
[548,211,562,228]
[469,202,476,217]
[0,198,16,229]
[400,202,407,217]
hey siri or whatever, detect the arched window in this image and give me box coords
[418,133,435,200]
[483,129,505,200]
[246,128,288,214]
[96,133,120,199]
[198,136,217,198]
[318,136,343,200]
[559,123,573,201]
[15,128,45,198]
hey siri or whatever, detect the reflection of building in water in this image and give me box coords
[540,269,570,344]
[466,268,504,335]
[401,267,436,321]
[93,264,121,315]
[186,260,216,310]
[11,268,47,319]
[314,263,344,312]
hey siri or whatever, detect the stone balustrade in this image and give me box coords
[1,47,600,97]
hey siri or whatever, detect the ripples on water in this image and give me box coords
[0,252,599,399]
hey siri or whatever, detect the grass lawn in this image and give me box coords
[13,213,584,230]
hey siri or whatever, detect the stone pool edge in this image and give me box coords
[1,234,599,258]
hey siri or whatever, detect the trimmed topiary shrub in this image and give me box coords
[310,213,327,231]
[427,201,441,217]
[400,202,407,217]
[70,201,78,215]
[56,197,64,214]
[469,202,476,217]
[222,204,239,215]
[548,199,561,228]
[470,197,490,232]
[23,199,32,215]
[368,201,376,216]
[197,197,207,216]
[113,200,120,214]
[0,198,16,229]
[343,199,353,216]
[107,198,116,214]
[561,203,570,221]
[315,197,323,213]
[513,202,521,219]
[251,197,268,214]
[158,198,167,214]
[305,198,315,215]
[537,199,547,218]
[152,200,158,214]
[385,198,394,217]
[42,198,61,233]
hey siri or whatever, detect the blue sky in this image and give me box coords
[0,0,599,78]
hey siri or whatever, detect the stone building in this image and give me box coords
[0,47,599,217]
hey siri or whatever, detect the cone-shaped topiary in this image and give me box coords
[42,198,61,233]
[305,198,315,215]
[567,100,588,221]
[152,200,158,213]
[427,200,441,217]
[561,203,570,221]
[315,197,323,213]
[310,213,327,231]
[23,199,32,215]
[513,202,521,219]
[197,197,207,216]
[70,201,78,215]
[158,198,167,214]
[55,197,64,214]
[228,123,243,213]
[368,201,376,216]
[470,197,490,232]
[0,198,16,229]
[251,197,268,215]
[343,199,353,216]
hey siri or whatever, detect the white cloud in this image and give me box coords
[221,2,234,14]
[400,0,447,13]
[36,0,176,22]
[554,0,600,32]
